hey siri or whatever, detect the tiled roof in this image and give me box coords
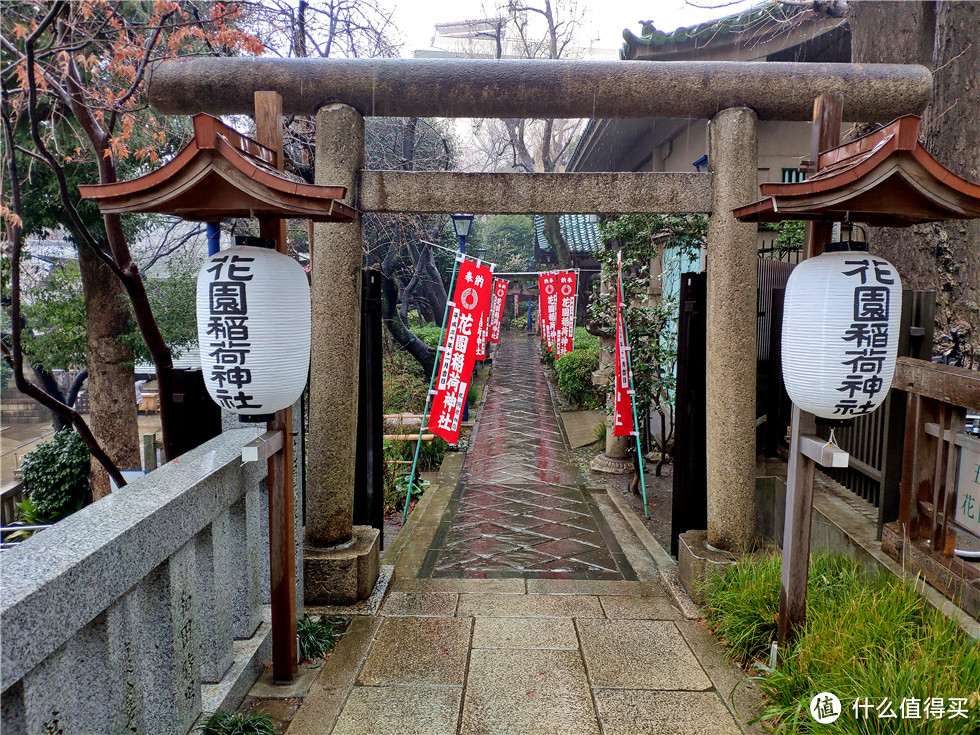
[620,2,812,60]
[534,214,602,254]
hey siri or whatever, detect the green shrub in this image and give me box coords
[571,326,599,351]
[418,436,448,470]
[539,340,555,367]
[19,430,91,521]
[702,554,980,734]
[197,710,275,735]
[382,341,427,414]
[414,323,443,348]
[5,496,50,541]
[386,473,428,513]
[297,615,346,661]
[387,436,448,471]
[554,348,601,408]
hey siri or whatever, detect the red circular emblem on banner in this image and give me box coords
[561,284,573,296]
[461,287,479,310]
[545,284,555,295]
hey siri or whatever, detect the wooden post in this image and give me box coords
[255,90,298,683]
[776,93,842,650]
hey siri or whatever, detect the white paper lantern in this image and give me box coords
[781,249,902,420]
[196,245,310,417]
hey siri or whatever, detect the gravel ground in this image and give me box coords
[569,442,675,557]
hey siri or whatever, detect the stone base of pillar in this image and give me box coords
[677,529,738,605]
[303,526,380,606]
[589,453,634,475]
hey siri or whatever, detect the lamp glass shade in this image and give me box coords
[451,213,474,239]
[196,245,311,416]
[781,251,902,420]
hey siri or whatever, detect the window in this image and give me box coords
[782,167,806,183]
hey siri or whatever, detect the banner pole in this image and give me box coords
[572,268,580,352]
[622,315,649,518]
[403,254,464,523]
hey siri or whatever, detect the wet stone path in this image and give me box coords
[420,332,636,580]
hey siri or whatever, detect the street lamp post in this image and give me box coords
[451,213,474,254]
[450,214,475,421]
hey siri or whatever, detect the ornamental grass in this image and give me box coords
[701,553,980,734]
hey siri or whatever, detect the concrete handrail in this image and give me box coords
[0,428,271,733]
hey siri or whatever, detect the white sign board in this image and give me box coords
[954,433,980,539]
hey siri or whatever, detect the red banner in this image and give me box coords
[475,265,494,361]
[488,278,508,344]
[429,258,493,444]
[613,254,635,437]
[475,311,488,362]
[538,272,558,351]
[555,271,577,358]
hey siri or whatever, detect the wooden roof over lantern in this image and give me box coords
[733,116,980,227]
[79,114,357,223]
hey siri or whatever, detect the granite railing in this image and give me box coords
[0,427,293,734]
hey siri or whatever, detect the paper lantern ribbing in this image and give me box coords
[197,245,311,417]
[781,250,902,420]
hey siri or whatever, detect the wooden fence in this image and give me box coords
[881,357,980,617]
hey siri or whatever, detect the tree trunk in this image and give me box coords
[76,243,141,498]
[379,269,436,377]
[922,1,980,351]
[543,214,571,268]
[847,1,979,355]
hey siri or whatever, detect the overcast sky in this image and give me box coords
[389,0,760,57]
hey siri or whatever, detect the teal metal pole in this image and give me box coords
[621,319,649,518]
[403,254,463,522]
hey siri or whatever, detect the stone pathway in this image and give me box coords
[286,332,762,735]
[420,333,635,580]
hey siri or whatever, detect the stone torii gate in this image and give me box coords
[148,58,931,599]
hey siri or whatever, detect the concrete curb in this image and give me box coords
[285,616,382,735]
[602,486,702,620]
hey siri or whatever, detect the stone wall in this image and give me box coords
[0,428,288,734]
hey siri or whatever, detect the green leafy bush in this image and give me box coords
[388,436,448,471]
[414,323,443,348]
[5,496,50,541]
[702,554,980,734]
[19,430,91,521]
[382,340,427,414]
[539,340,555,367]
[297,615,346,661]
[554,348,601,408]
[197,710,275,735]
[571,326,599,351]
[386,473,428,513]
[542,328,602,408]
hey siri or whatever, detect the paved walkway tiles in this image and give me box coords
[287,332,759,735]
[420,333,636,580]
